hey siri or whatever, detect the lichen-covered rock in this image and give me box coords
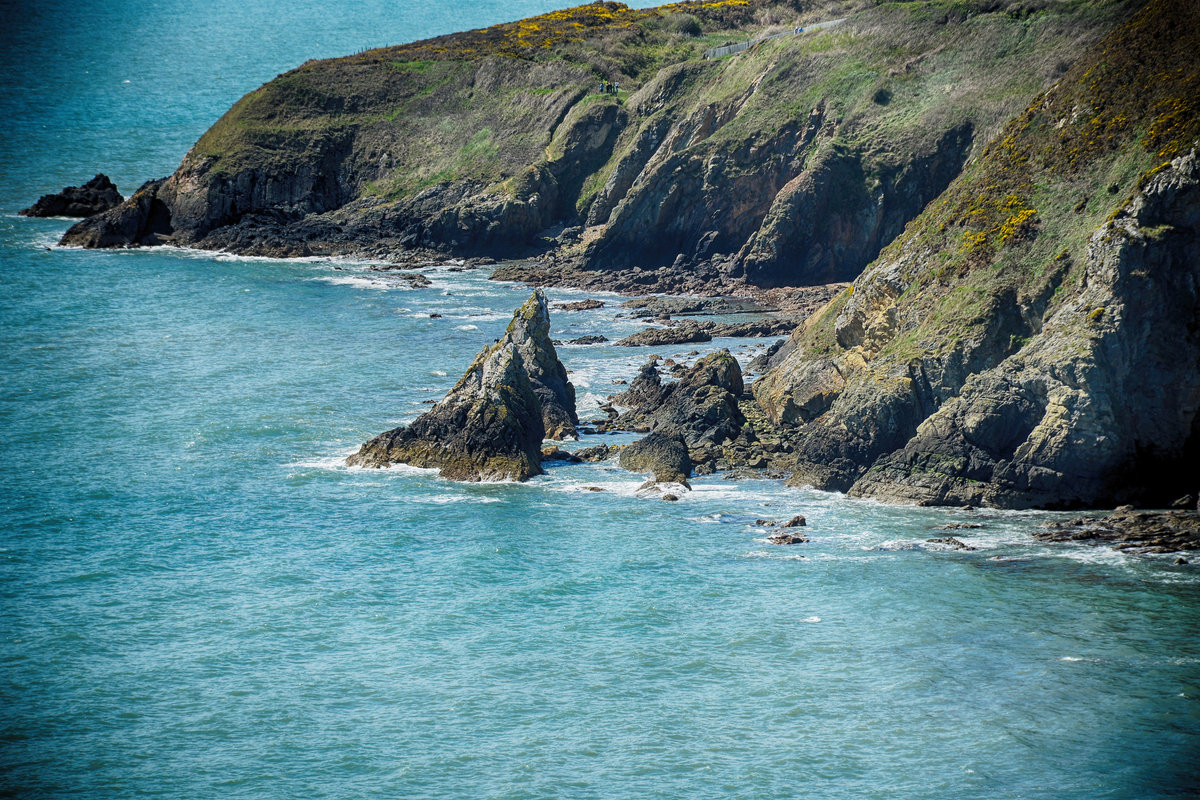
[347,290,576,479]
[21,174,124,218]
[505,290,578,440]
[347,339,544,480]
[619,432,692,484]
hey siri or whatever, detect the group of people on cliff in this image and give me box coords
[599,80,620,95]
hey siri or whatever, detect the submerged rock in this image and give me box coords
[347,290,576,480]
[21,174,124,218]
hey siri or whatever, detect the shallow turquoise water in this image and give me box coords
[2,2,1199,798]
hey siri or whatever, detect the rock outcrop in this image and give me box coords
[614,350,745,449]
[347,339,544,480]
[347,290,575,479]
[619,432,692,485]
[21,174,123,218]
[505,290,578,440]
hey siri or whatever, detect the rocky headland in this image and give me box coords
[47,0,1200,523]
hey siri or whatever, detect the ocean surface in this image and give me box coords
[1,1,1198,798]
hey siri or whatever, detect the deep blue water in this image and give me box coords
[1,2,1198,798]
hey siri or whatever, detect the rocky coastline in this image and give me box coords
[34,0,1200,532]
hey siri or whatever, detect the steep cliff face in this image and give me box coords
[62,0,1131,291]
[754,0,1200,508]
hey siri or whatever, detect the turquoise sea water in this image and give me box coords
[2,2,1198,798]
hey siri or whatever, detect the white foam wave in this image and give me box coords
[800,616,822,623]
[741,550,808,561]
[455,324,479,331]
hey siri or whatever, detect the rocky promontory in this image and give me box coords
[347,291,574,480]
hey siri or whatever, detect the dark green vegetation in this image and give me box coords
[754,0,1200,507]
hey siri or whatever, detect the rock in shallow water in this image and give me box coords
[20,174,124,218]
[346,290,576,481]
[619,433,692,485]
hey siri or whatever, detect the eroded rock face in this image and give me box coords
[347,340,544,480]
[615,350,745,448]
[506,290,578,440]
[347,290,576,479]
[21,174,124,218]
[758,148,1200,508]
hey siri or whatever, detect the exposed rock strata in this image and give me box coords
[21,174,124,218]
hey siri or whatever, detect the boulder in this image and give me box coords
[619,433,692,485]
[20,174,124,218]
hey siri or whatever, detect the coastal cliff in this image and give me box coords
[752,0,1200,508]
[63,0,1131,292]
[56,0,1200,509]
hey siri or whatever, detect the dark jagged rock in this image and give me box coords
[555,299,604,311]
[566,335,608,345]
[619,433,692,485]
[615,321,712,347]
[616,350,745,449]
[21,174,124,218]
[610,358,666,410]
[925,536,976,551]
[781,515,806,528]
[504,290,578,440]
[573,444,611,462]
[60,179,173,247]
[347,290,576,479]
[346,339,544,481]
[541,446,582,463]
[767,531,809,545]
[1033,509,1200,555]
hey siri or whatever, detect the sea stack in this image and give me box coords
[347,290,575,481]
[21,174,124,218]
